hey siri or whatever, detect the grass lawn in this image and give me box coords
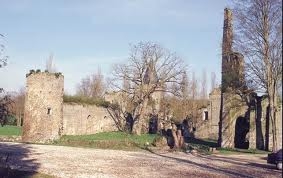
[56,131,157,151]
[0,125,22,136]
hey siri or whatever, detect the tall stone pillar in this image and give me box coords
[219,8,247,148]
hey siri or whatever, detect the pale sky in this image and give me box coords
[0,0,231,94]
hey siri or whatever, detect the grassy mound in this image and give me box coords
[55,132,157,151]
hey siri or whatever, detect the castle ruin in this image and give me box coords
[22,8,282,150]
[22,72,117,143]
[23,72,64,142]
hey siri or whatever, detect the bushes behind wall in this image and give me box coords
[63,95,110,108]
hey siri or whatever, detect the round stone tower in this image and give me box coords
[22,71,64,143]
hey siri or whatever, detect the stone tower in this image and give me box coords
[219,8,248,148]
[221,8,245,91]
[22,71,64,143]
[222,8,233,57]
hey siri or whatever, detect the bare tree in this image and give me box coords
[76,77,91,97]
[211,71,217,91]
[190,71,198,100]
[9,88,25,126]
[0,34,8,68]
[90,68,105,98]
[76,68,106,99]
[200,69,207,99]
[45,53,57,73]
[110,42,187,135]
[233,0,282,151]
[0,34,11,126]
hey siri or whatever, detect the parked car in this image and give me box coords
[267,149,282,170]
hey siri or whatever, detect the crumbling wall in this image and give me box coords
[62,103,118,135]
[208,88,221,140]
[220,92,248,148]
[193,88,221,140]
[259,99,282,151]
[22,72,64,143]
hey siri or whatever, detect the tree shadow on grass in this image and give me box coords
[187,137,218,147]
[0,142,42,178]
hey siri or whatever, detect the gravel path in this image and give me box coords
[0,142,281,178]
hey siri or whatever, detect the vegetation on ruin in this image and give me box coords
[0,125,21,136]
[63,94,110,108]
[25,69,62,78]
[54,131,157,150]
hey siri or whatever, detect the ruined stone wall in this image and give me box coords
[220,8,249,149]
[258,100,282,151]
[276,106,282,149]
[208,89,221,140]
[23,72,64,143]
[220,92,248,148]
[62,103,118,135]
[193,89,220,140]
[194,119,210,139]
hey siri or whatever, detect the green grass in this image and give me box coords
[55,131,157,151]
[0,125,22,136]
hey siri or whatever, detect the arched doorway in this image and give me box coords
[234,116,250,149]
[148,114,158,134]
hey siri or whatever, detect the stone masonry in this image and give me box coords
[22,71,118,143]
[215,8,282,150]
[22,72,64,143]
[63,103,117,135]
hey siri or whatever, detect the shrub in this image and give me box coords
[63,95,110,108]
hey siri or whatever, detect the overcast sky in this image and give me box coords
[0,0,231,94]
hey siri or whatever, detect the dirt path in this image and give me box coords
[0,142,281,178]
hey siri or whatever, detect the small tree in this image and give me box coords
[76,68,106,99]
[9,88,25,126]
[0,89,12,126]
[0,34,10,126]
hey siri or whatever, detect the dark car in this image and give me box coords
[267,149,282,170]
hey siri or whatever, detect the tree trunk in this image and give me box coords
[132,98,149,135]
[265,105,270,151]
[269,85,278,152]
[171,124,184,149]
[255,96,264,150]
